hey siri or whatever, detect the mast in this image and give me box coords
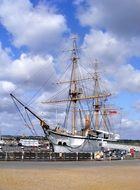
[94,60,100,130]
[70,37,79,135]
[93,60,113,131]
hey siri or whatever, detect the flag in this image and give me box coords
[108,110,118,115]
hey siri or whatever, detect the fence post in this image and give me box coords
[35,151,38,161]
[5,151,7,161]
[49,152,52,160]
[90,152,93,160]
[76,152,78,161]
[22,150,24,161]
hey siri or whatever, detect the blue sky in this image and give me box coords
[0,0,140,139]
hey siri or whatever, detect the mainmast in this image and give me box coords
[69,37,79,135]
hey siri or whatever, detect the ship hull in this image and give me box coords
[46,130,104,153]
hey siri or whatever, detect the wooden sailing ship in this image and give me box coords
[11,38,120,153]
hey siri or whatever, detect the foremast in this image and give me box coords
[93,60,111,131]
[93,60,103,131]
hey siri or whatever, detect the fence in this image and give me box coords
[0,150,140,161]
[0,151,94,161]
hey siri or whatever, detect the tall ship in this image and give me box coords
[11,38,120,153]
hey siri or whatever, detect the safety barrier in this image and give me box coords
[0,151,94,161]
[0,150,139,161]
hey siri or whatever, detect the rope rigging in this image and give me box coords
[11,95,37,136]
[25,109,38,136]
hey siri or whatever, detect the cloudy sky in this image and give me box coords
[0,0,140,139]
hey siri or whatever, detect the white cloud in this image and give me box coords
[76,0,140,38]
[80,29,140,93]
[76,3,102,27]
[0,52,58,95]
[0,42,11,69]
[120,118,140,139]
[9,53,55,83]
[0,81,16,94]
[82,30,127,65]
[114,65,140,93]
[75,0,140,94]
[0,43,59,113]
[0,0,68,50]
